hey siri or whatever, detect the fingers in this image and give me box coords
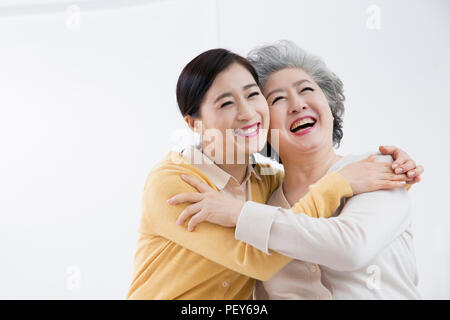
[379,145,414,170]
[377,160,422,184]
[394,159,416,175]
[369,161,397,173]
[392,151,412,172]
[379,145,402,167]
[387,173,408,182]
[378,180,407,190]
[187,211,207,232]
[374,149,420,179]
[415,165,424,177]
[406,166,424,185]
[368,162,415,178]
[175,202,202,227]
[379,145,397,155]
[405,164,423,179]
[375,166,409,189]
[180,174,212,193]
[167,192,203,205]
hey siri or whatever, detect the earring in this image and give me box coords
[194,121,203,152]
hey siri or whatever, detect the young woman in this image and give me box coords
[127,48,422,300]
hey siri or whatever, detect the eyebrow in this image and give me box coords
[214,83,258,104]
[266,79,312,99]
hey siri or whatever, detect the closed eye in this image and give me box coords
[248,91,260,98]
[220,101,233,108]
[272,96,285,105]
[300,87,314,93]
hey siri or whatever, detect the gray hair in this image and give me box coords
[247,40,345,148]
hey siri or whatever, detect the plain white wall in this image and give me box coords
[0,0,448,299]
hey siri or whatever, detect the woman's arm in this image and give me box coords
[169,147,422,272]
[236,155,412,271]
[173,171,352,231]
[143,166,351,281]
[379,145,424,184]
[171,152,415,231]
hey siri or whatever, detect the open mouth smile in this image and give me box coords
[234,122,260,138]
[289,116,317,136]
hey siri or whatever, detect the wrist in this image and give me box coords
[323,171,354,197]
[337,169,355,194]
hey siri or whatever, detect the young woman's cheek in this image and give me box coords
[210,111,229,142]
[258,100,270,129]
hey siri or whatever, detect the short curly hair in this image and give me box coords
[247,40,345,148]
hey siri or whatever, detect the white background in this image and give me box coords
[0,0,449,299]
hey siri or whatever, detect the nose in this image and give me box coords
[237,100,256,121]
[287,94,308,114]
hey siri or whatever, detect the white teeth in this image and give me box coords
[235,124,258,136]
[291,118,315,131]
[296,126,311,133]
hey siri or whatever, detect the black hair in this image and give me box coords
[176,48,260,118]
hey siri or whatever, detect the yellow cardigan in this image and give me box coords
[126,151,353,300]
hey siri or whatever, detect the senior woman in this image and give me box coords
[127,47,421,300]
[171,41,422,299]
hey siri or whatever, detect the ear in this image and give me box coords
[184,115,202,134]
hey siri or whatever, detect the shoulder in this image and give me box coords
[144,151,215,197]
[139,152,216,234]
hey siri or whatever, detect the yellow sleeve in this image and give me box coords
[290,172,354,217]
[139,170,292,282]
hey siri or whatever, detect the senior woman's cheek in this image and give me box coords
[268,107,286,136]
[266,117,285,155]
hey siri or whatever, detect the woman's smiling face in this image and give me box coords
[263,67,335,158]
[197,62,270,163]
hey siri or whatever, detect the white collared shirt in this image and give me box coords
[236,152,421,299]
[252,182,332,300]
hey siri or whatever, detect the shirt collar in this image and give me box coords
[181,145,261,190]
[270,184,291,209]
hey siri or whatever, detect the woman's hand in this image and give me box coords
[339,155,410,195]
[167,174,245,232]
[379,145,424,184]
